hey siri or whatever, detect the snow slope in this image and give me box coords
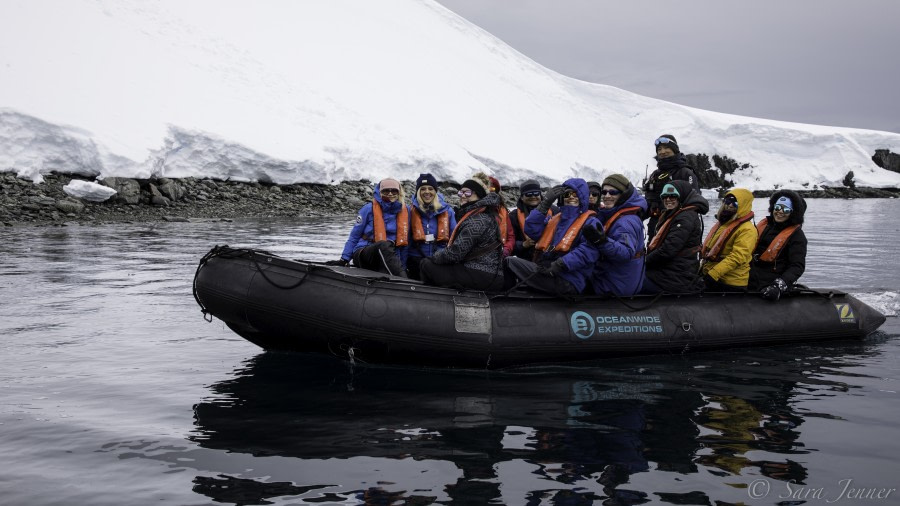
[2,0,899,189]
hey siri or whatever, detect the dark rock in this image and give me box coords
[102,177,141,205]
[157,179,185,201]
[872,149,900,173]
[151,195,171,207]
[55,198,85,214]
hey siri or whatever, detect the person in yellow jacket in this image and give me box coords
[700,188,757,292]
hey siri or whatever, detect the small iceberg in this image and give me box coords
[63,180,117,202]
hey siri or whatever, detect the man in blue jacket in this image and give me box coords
[505,178,600,295]
[583,174,648,296]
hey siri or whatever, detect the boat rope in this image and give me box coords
[193,244,247,319]
[250,251,311,290]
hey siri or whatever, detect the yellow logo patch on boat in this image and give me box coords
[834,303,857,324]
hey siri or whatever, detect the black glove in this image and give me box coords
[582,222,607,246]
[325,258,349,266]
[549,258,567,275]
[761,278,788,301]
[537,185,567,214]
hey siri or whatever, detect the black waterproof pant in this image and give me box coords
[352,240,404,276]
[504,257,577,296]
[419,259,504,292]
[702,277,746,293]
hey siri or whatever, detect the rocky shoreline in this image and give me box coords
[1,171,897,227]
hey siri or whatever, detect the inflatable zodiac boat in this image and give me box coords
[193,246,886,369]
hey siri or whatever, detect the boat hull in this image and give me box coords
[193,246,886,369]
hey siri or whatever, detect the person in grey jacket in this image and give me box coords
[419,172,505,291]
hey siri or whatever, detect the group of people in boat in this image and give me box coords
[327,134,808,300]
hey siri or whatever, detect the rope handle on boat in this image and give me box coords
[193,245,242,320]
[250,252,311,290]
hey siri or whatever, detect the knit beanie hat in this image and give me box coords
[462,172,491,199]
[519,179,541,194]
[587,181,602,193]
[415,173,438,191]
[602,173,632,194]
[660,183,680,198]
[654,134,680,154]
[379,178,401,191]
[488,176,502,193]
[775,195,793,211]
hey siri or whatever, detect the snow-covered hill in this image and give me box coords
[2,0,899,189]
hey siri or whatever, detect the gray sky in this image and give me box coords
[436,0,900,134]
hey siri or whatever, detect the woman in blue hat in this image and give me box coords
[748,190,808,301]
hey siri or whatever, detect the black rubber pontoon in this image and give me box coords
[193,246,886,369]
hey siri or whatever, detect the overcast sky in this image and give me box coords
[436,0,900,134]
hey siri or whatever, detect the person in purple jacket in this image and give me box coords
[326,177,409,277]
[582,173,648,296]
[505,178,600,296]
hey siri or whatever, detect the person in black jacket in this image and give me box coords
[748,190,808,301]
[419,172,505,291]
[508,179,558,260]
[643,134,700,242]
[642,180,709,294]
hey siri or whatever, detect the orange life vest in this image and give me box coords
[647,205,698,252]
[701,212,755,261]
[534,210,596,256]
[516,208,553,239]
[371,199,409,247]
[754,217,801,262]
[601,206,645,259]
[410,209,450,243]
[448,206,502,248]
[603,206,643,231]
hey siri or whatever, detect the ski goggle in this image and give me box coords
[774,204,792,214]
[654,137,676,146]
[522,191,542,198]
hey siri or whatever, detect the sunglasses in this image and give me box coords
[661,194,679,200]
[563,191,579,199]
[522,191,542,198]
[773,204,792,214]
[654,137,675,146]
[457,189,473,198]
[590,192,600,197]
[380,188,399,195]
[600,189,621,196]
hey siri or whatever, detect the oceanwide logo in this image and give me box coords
[570,310,664,339]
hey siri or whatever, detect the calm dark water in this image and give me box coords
[1,199,898,505]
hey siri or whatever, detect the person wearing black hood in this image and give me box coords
[641,180,710,294]
[587,181,602,212]
[643,134,700,242]
[748,190,808,301]
[508,179,558,260]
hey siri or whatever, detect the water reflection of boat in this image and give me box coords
[190,347,871,505]
[193,246,886,369]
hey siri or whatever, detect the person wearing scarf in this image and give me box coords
[642,134,700,242]
[700,188,757,291]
